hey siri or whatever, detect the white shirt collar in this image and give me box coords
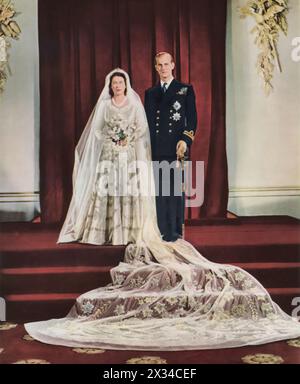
[160,77,174,89]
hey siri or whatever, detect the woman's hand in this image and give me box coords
[118,138,127,146]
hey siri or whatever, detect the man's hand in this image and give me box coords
[176,140,187,159]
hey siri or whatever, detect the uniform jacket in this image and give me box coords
[144,79,197,160]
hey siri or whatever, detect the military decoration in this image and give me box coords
[173,101,181,111]
[176,87,188,95]
[172,112,181,121]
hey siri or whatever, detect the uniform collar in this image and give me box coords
[160,77,174,90]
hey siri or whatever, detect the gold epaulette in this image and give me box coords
[183,130,195,141]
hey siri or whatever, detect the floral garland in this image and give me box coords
[239,0,289,96]
[0,0,21,93]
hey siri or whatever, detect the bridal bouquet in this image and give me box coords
[107,116,127,145]
[111,126,127,144]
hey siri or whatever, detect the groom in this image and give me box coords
[144,52,197,241]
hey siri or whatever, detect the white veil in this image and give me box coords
[57,68,173,261]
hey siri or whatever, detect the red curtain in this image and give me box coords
[38,0,228,223]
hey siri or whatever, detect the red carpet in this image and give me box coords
[0,323,299,364]
[0,216,300,322]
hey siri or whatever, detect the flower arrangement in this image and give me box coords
[107,116,128,145]
[112,127,127,144]
[239,0,289,96]
[0,0,21,93]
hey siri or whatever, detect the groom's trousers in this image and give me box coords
[153,158,184,242]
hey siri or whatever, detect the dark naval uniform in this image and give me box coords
[144,79,197,241]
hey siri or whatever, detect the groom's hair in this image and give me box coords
[109,72,127,97]
[154,52,175,65]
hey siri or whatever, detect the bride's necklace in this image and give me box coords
[112,96,127,108]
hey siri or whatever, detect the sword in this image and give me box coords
[176,154,186,240]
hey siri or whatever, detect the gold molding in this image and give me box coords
[230,187,300,192]
[0,200,39,203]
[0,192,39,203]
[229,186,300,198]
[0,192,39,196]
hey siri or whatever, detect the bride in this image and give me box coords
[25,69,300,350]
[57,69,155,245]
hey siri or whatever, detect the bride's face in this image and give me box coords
[111,76,126,97]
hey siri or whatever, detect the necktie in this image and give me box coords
[162,82,167,93]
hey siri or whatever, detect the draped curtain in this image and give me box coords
[38,0,228,223]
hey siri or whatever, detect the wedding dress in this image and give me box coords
[79,98,144,245]
[25,69,300,350]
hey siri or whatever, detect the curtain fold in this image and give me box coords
[38,0,228,223]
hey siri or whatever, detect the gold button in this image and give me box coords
[169,129,172,133]
[156,116,160,120]
[156,130,159,133]
[156,123,159,126]
[170,110,172,113]
[169,123,172,126]
[157,110,160,114]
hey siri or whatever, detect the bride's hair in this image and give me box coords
[109,71,127,97]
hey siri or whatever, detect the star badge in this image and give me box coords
[172,112,181,121]
[173,101,181,111]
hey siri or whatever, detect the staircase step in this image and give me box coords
[195,244,300,263]
[1,266,113,294]
[1,243,299,269]
[2,262,299,296]
[0,247,124,269]
[229,262,300,288]
[186,215,300,225]
[5,293,78,322]
[268,288,300,317]
[1,218,299,323]
[4,288,300,323]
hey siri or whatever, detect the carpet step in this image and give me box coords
[268,288,300,317]
[1,262,299,295]
[1,243,299,269]
[0,246,124,269]
[4,288,300,323]
[4,293,78,322]
[229,262,300,288]
[1,266,113,295]
[195,244,300,264]
[1,218,299,323]
[185,215,300,225]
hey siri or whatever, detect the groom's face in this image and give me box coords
[155,54,175,81]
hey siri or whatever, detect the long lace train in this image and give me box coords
[25,239,300,350]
